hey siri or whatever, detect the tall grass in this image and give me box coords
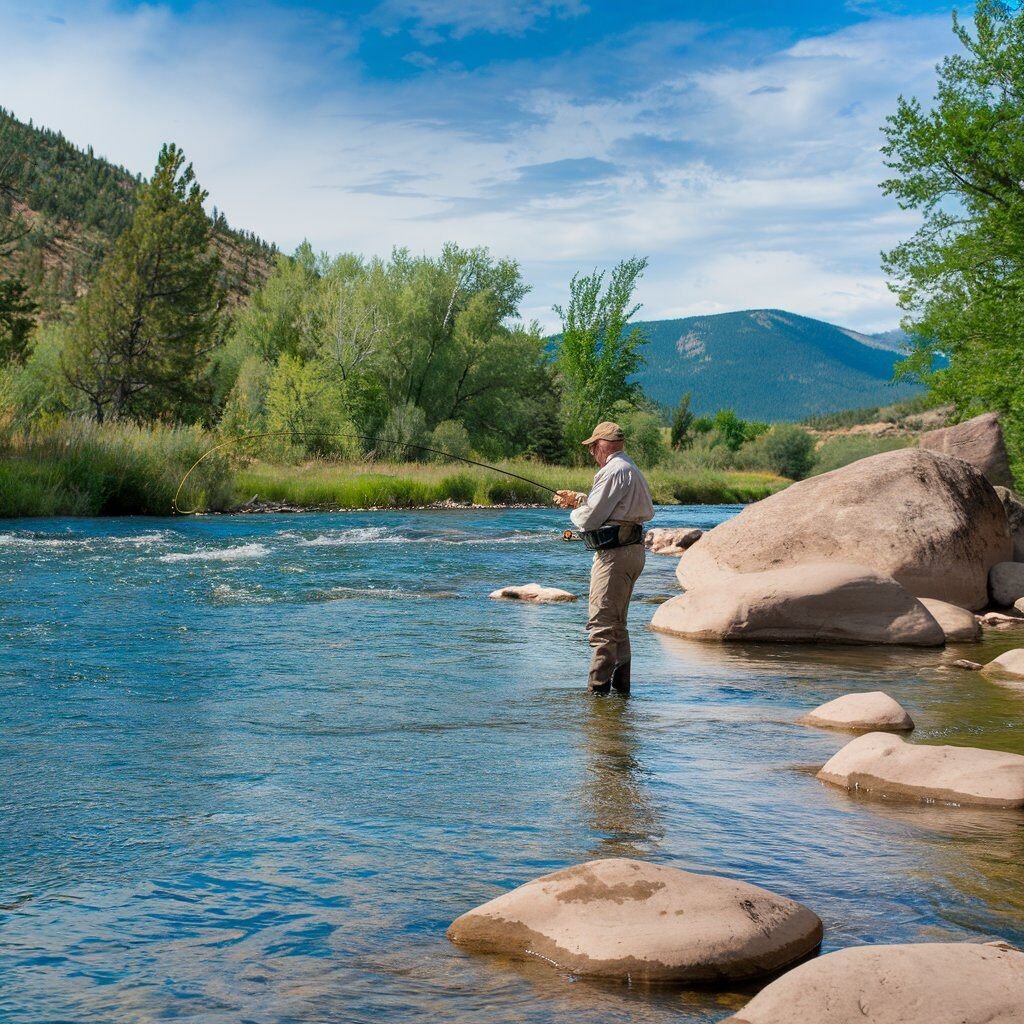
[0,418,232,517]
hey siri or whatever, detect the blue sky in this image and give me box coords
[0,0,967,330]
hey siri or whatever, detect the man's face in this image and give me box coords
[587,439,612,466]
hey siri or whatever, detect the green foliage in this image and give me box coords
[219,355,272,438]
[553,255,649,457]
[880,1,1024,472]
[811,435,913,476]
[736,424,816,480]
[7,321,79,420]
[670,392,694,449]
[614,403,667,468]
[801,393,941,430]
[428,419,471,461]
[62,144,223,423]
[0,277,36,363]
[711,409,750,451]
[378,401,429,461]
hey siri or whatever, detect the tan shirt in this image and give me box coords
[570,451,655,531]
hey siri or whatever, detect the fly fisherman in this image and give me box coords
[554,422,654,695]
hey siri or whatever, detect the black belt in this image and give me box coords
[581,524,644,551]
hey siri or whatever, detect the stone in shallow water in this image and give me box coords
[645,527,702,555]
[817,732,1024,808]
[651,562,944,646]
[723,941,1024,1024]
[981,648,1024,680]
[798,691,913,733]
[488,583,576,603]
[447,858,822,983]
[919,598,981,642]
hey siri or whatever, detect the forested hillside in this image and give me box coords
[0,107,276,314]
[632,309,924,420]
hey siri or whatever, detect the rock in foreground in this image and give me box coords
[919,410,1014,488]
[818,733,1024,807]
[651,563,944,646]
[644,527,702,555]
[919,598,982,642]
[447,859,822,982]
[488,583,576,603]
[723,942,1024,1024]
[798,692,913,733]
[676,448,1011,610]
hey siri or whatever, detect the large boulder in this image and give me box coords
[990,562,1024,607]
[798,692,914,733]
[488,583,576,603]
[994,486,1024,561]
[817,732,1024,808]
[447,858,822,982]
[651,562,944,646]
[919,598,982,642]
[919,411,1014,488]
[723,942,1024,1024]
[676,448,1011,611]
[645,527,702,555]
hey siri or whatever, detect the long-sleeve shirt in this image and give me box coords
[570,451,655,532]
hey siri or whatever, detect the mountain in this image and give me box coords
[0,107,276,315]
[631,309,924,421]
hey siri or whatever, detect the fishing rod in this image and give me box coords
[171,430,560,515]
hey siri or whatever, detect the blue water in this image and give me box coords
[2,506,1024,1024]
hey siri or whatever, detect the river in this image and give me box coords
[2,507,1023,1023]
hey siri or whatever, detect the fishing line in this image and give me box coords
[171,430,560,514]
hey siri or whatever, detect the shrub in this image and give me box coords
[736,424,816,480]
[428,419,471,462]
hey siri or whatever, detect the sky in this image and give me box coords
[0,0,968,332]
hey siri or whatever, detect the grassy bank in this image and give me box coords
[0,420,787,517]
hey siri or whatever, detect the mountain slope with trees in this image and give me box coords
[631,309,925,421]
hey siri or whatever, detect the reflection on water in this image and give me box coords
[2,507,1024,1024]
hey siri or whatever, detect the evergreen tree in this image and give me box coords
[670,392,694,449]
[63,144,222,422]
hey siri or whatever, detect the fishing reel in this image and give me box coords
[562,529,582,542]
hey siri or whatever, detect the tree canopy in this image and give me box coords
[882,0,1024,465]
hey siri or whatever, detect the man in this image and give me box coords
[554,422,655,695]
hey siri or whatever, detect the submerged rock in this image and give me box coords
[919,411,1014,489]
[981,649,1024,680]
[798,692,913,733]
[644,527,702,555]
[951,659,984,671]
[919,598,982,642]
[488,583,576,604]
[723,941,1024,1024]
[676,448,1011,611]
[651,562,944,647]
[817,732,1024,808]
[447,858,822,983]
[990,562,1024,607]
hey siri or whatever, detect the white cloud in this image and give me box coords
[0,3,958,332]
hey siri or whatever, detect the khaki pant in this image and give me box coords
[587,543,646,691]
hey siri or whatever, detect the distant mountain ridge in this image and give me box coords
[631,309,922,421]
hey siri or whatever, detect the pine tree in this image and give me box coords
[63,143,222,422]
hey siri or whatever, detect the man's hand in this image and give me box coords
[554,489,586,509]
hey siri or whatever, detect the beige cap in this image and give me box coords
[582,421,625,446]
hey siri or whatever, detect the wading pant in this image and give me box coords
[587,543,646,692]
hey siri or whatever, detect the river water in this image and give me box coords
[2,507,1023,1023]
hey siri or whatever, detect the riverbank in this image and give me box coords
[0,421,787,516]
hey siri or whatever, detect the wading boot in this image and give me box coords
[610,660,631,695]
[588,681,611,695]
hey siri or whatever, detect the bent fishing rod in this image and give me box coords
[171,430,561,515]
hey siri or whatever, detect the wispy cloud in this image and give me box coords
[0,1,957,332]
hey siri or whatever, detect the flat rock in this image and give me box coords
[981,649,1024,680]
[951,659,983,671]
[676,448,1011,610]
[994,486,1024,561]
[488,583,576,603]
[919,598,982,642]
[447,858,822,982]
[798,692,913,733]
[645,527,702,555]
[723,942,1024,1024]
[981,611,1024,628]
[817,732,1024,807]
[919,411,1015,488]
[990,562,1024,607]
[651,562,944,646]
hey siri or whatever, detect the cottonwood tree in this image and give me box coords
[553,255,649,459]
[882,0,1024,467]
[63,143,222,422]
